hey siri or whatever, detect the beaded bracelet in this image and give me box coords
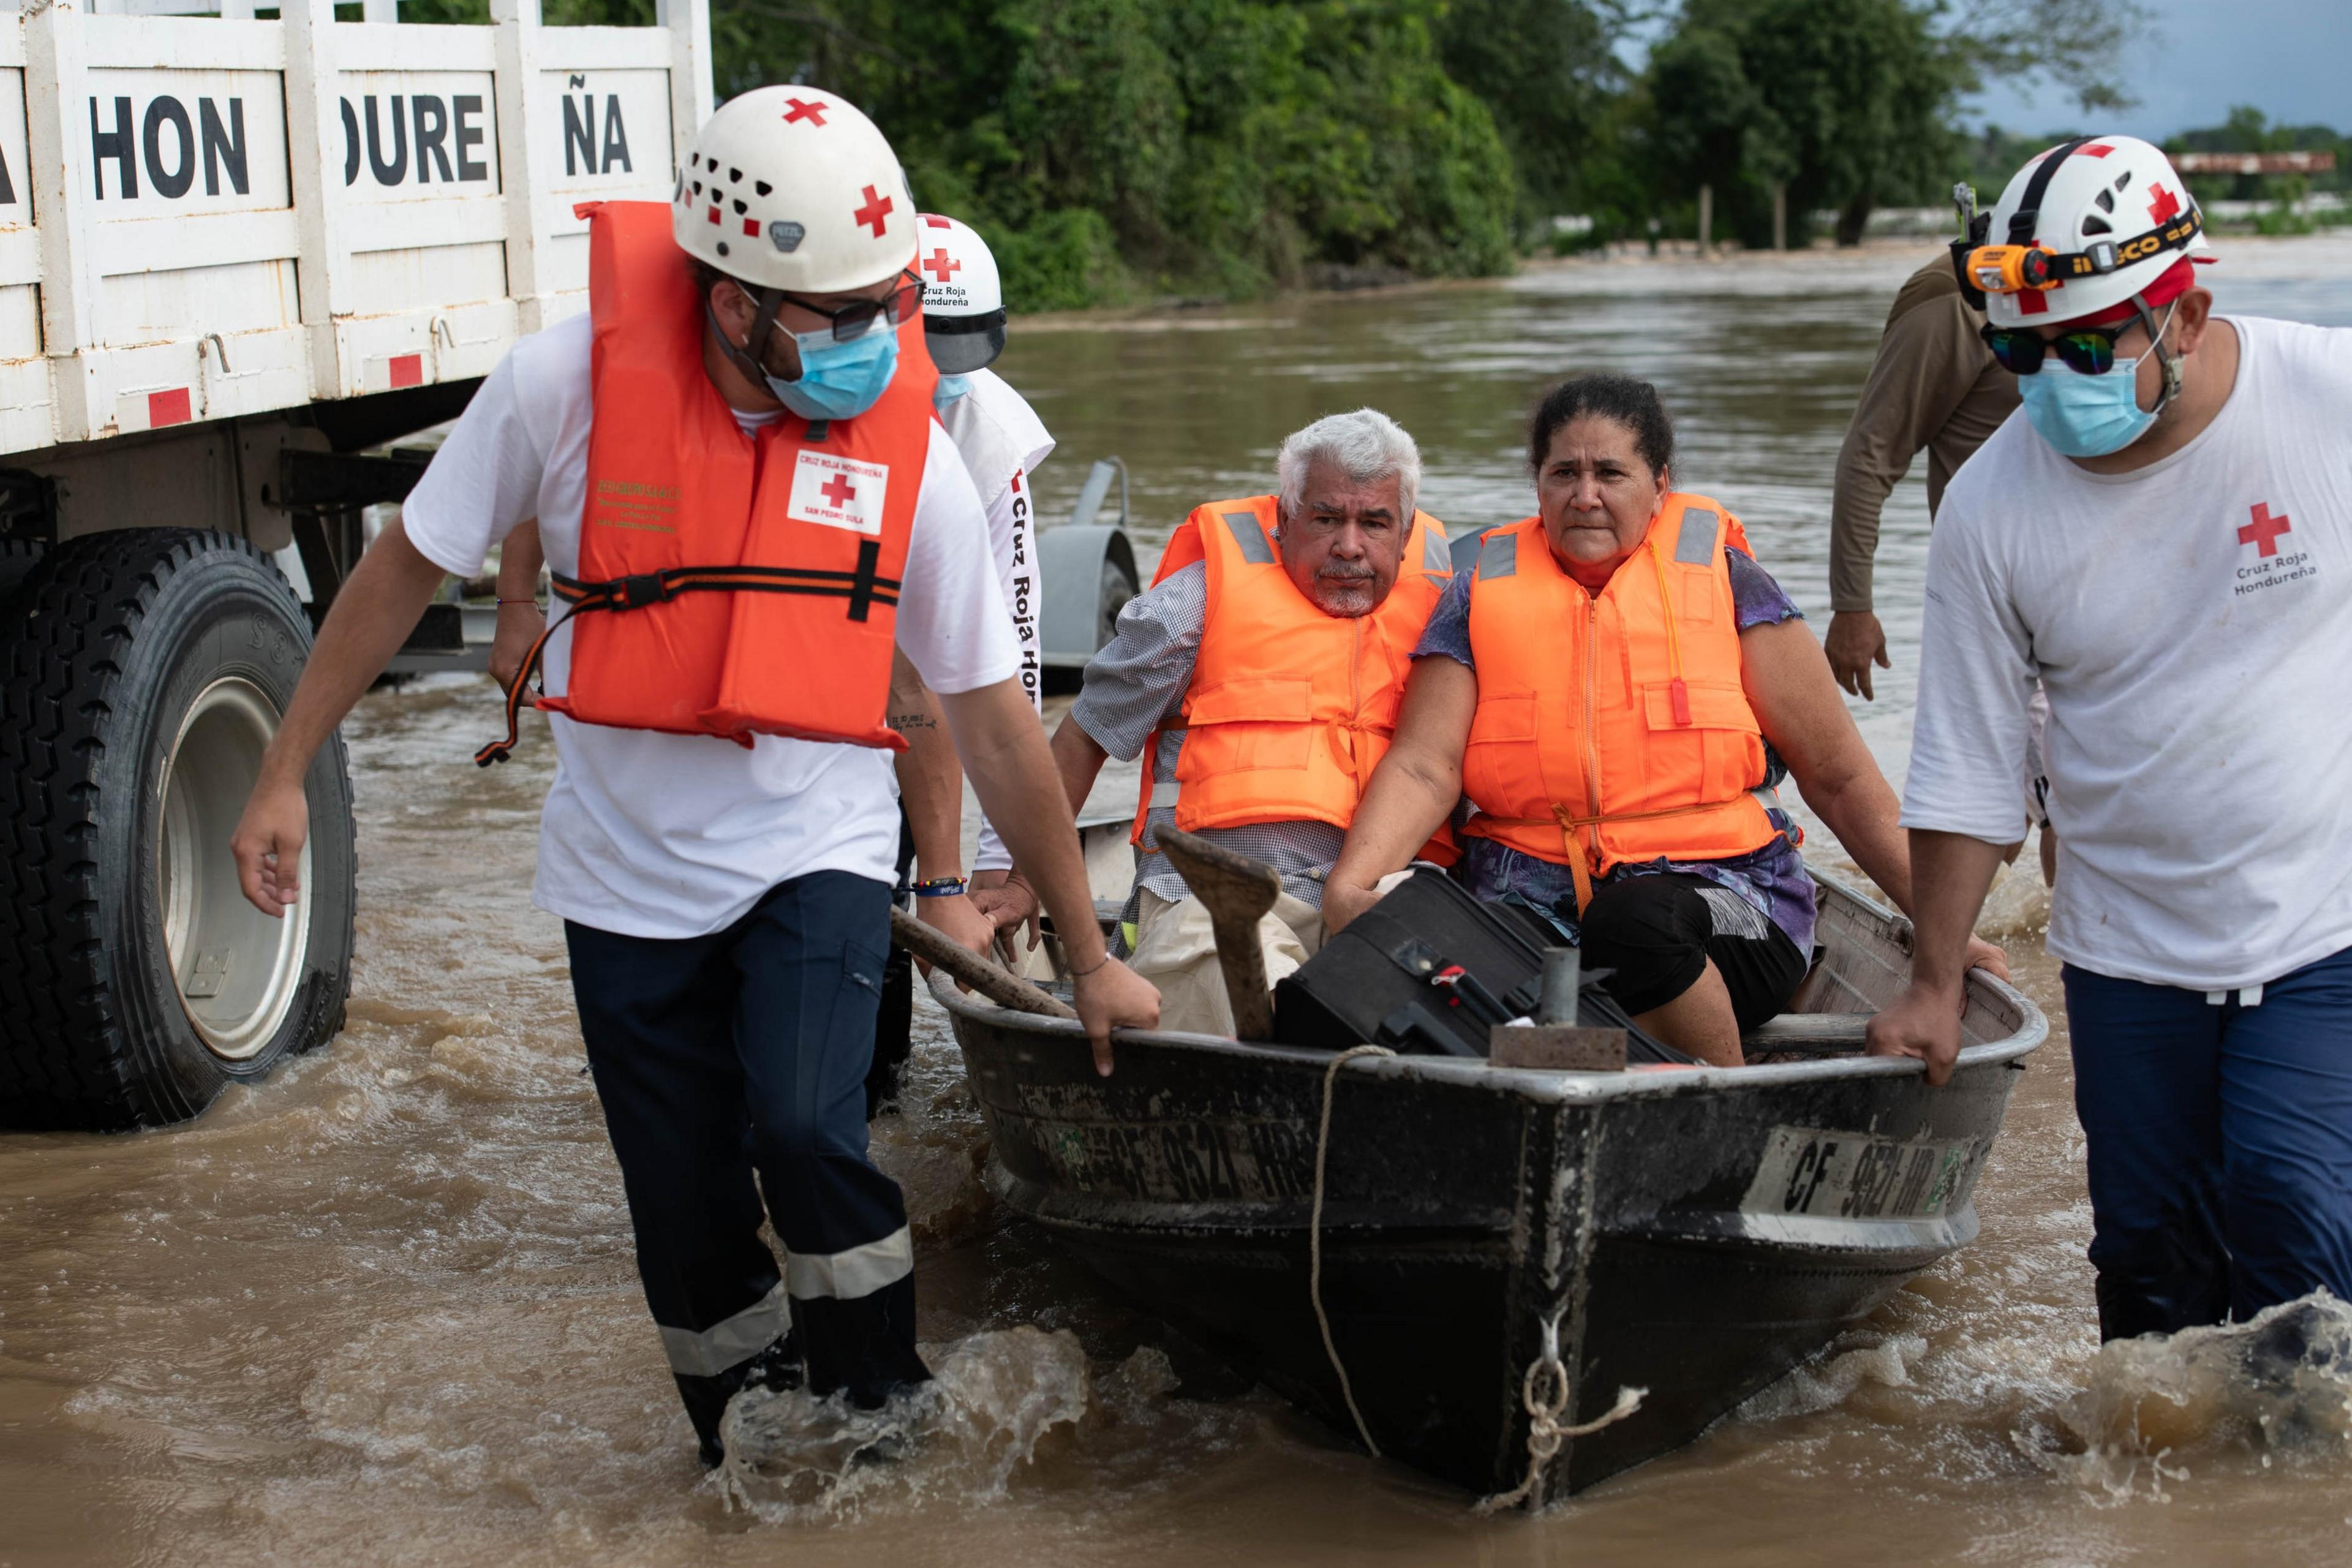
[910,876,968,898]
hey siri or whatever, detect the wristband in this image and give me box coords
[497,597,541,607]
[911,876,968,899]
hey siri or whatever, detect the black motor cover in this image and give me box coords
[1275,868,1672,1059]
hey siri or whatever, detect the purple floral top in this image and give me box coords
[1412,545,1818,956]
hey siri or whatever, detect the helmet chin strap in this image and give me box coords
[704,283,796,390]
[2135,296,2186,414]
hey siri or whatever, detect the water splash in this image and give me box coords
[2045,1292,2352,1499]
[1977,861,2052,940]
[1735,1330,1928,1423]
[715,1327,1091,1519]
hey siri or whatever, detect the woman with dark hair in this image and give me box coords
[1324,373,2005,1065]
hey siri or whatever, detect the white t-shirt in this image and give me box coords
[402,311,1019,938]
[1902,315,2352,989]
[938,368,1055,872]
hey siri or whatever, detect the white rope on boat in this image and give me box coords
[1473,1305,1646,1514]
[1310,1043,1396,1458]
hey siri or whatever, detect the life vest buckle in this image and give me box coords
[619,571,669,609]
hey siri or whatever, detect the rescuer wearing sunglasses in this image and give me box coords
[228,86,1159,1468]
[1868,136,2352,1344]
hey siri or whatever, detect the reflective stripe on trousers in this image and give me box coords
[785,1225,914,1302]
[661,1280,792,1378]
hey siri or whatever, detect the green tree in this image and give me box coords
[1945,0,2152,116]
[1638,0,1964,247]
[1435,0,1624,225]
[709,0,1514,306]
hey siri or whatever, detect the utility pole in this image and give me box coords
[1772,183,1787,252]
[1697,184,1713,257]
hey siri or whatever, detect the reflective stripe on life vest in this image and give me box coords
[483,199,937,763]
[1460,494,1779,910]
[1127,494,1452,852]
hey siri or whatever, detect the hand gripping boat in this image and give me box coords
[927,866,2045,1506]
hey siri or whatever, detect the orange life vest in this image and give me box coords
[1459,494,1783,909]
[478,199,936,763]
[1129,495,1454,853]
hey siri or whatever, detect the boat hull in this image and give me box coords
[941,876,2043,1501]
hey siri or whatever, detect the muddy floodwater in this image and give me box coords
[10,241,2352,1567]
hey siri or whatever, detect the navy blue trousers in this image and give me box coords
[2065,944,2352,1341]
[567,871,929,1449]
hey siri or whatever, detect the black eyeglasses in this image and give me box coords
[777,271,925,342]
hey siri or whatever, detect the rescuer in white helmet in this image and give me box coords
[228,85,1158,1467]
[866,213,1058,1114]
[1869,135,2352,1345]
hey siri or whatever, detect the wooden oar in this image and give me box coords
[1154,826,1281,1041]
[889,907,1077,1020]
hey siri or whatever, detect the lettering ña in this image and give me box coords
[562,93,635,178]
[89,96,248,199]
[334,94,493,187]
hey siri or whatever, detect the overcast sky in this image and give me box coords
[1962,0,2351,139]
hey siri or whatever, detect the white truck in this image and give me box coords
[0,0,713,1129]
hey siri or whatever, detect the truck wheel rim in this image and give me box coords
[158,677,311,1062]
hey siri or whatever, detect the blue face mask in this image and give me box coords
[2018,353,2158,458]
[933,374,973,409]
[765,321,899,421]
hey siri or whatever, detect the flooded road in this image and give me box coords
[10,239,2352,1566]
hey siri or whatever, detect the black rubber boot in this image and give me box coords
[677,1330,807,1468]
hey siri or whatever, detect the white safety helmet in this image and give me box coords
[914,214,1008,374]
[1970,135,2211,328]
[671,86,917,296]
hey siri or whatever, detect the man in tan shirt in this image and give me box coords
[1826,254,2018,699]
[1829,252,2054,881]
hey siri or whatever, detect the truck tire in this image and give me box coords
[0,529,356,1130]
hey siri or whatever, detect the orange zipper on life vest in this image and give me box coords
[1349,614,1364,786]
[1646,539,1693,725]
[1580,593,1602,873]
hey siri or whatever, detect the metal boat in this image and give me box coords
[931,869,2046,1504]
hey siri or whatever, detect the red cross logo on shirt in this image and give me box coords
[2239,502,2292,557]
[851,186,894,238]
[820,472,858,510]
[922,247,960,285]
[782,97,828,127]
[2147,183,2182,225]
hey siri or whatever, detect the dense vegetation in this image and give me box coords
[407,0,2339,306]
[693,0,2165,306]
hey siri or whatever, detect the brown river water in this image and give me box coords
[10,240,2352,1567]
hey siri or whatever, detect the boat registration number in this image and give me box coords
[1741,1125,1981,1220]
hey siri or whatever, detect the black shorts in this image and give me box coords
[1579,872,1809,1032]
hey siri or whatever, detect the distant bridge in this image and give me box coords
[2172,151,2337,175]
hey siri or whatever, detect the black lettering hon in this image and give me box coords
[91,94,249,200]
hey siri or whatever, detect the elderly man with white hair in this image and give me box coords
[987,408,1456,1034]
